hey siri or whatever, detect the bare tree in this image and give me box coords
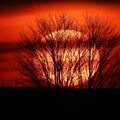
[82,14,120,89]
[16,14,120,89]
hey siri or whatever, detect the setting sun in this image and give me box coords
[0,0,120,111]
[0,0,119,88]
[34,30,100,87]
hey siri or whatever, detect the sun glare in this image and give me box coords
[34,30,100,87]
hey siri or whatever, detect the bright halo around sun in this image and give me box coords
[34,29,100,88]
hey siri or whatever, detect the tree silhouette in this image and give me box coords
[16,14,120,89]
[83,15,120,89]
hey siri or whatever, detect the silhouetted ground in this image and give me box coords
[0,88,120,113]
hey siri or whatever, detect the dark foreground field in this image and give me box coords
[0,88,120,112]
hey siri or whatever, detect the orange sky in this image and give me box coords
[0,2,120,42]
[0,1,120,87]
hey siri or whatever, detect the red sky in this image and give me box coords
[0,1,120,87]
[0,2,120,42]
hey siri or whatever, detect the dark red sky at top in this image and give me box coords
[0,0,120,42]
[0,0,120,87]
[0,1,120,43]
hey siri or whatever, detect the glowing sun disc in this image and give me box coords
[34,29,100,87]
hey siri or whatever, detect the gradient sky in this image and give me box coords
[0,0,120,42]
[0,0,120,87]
